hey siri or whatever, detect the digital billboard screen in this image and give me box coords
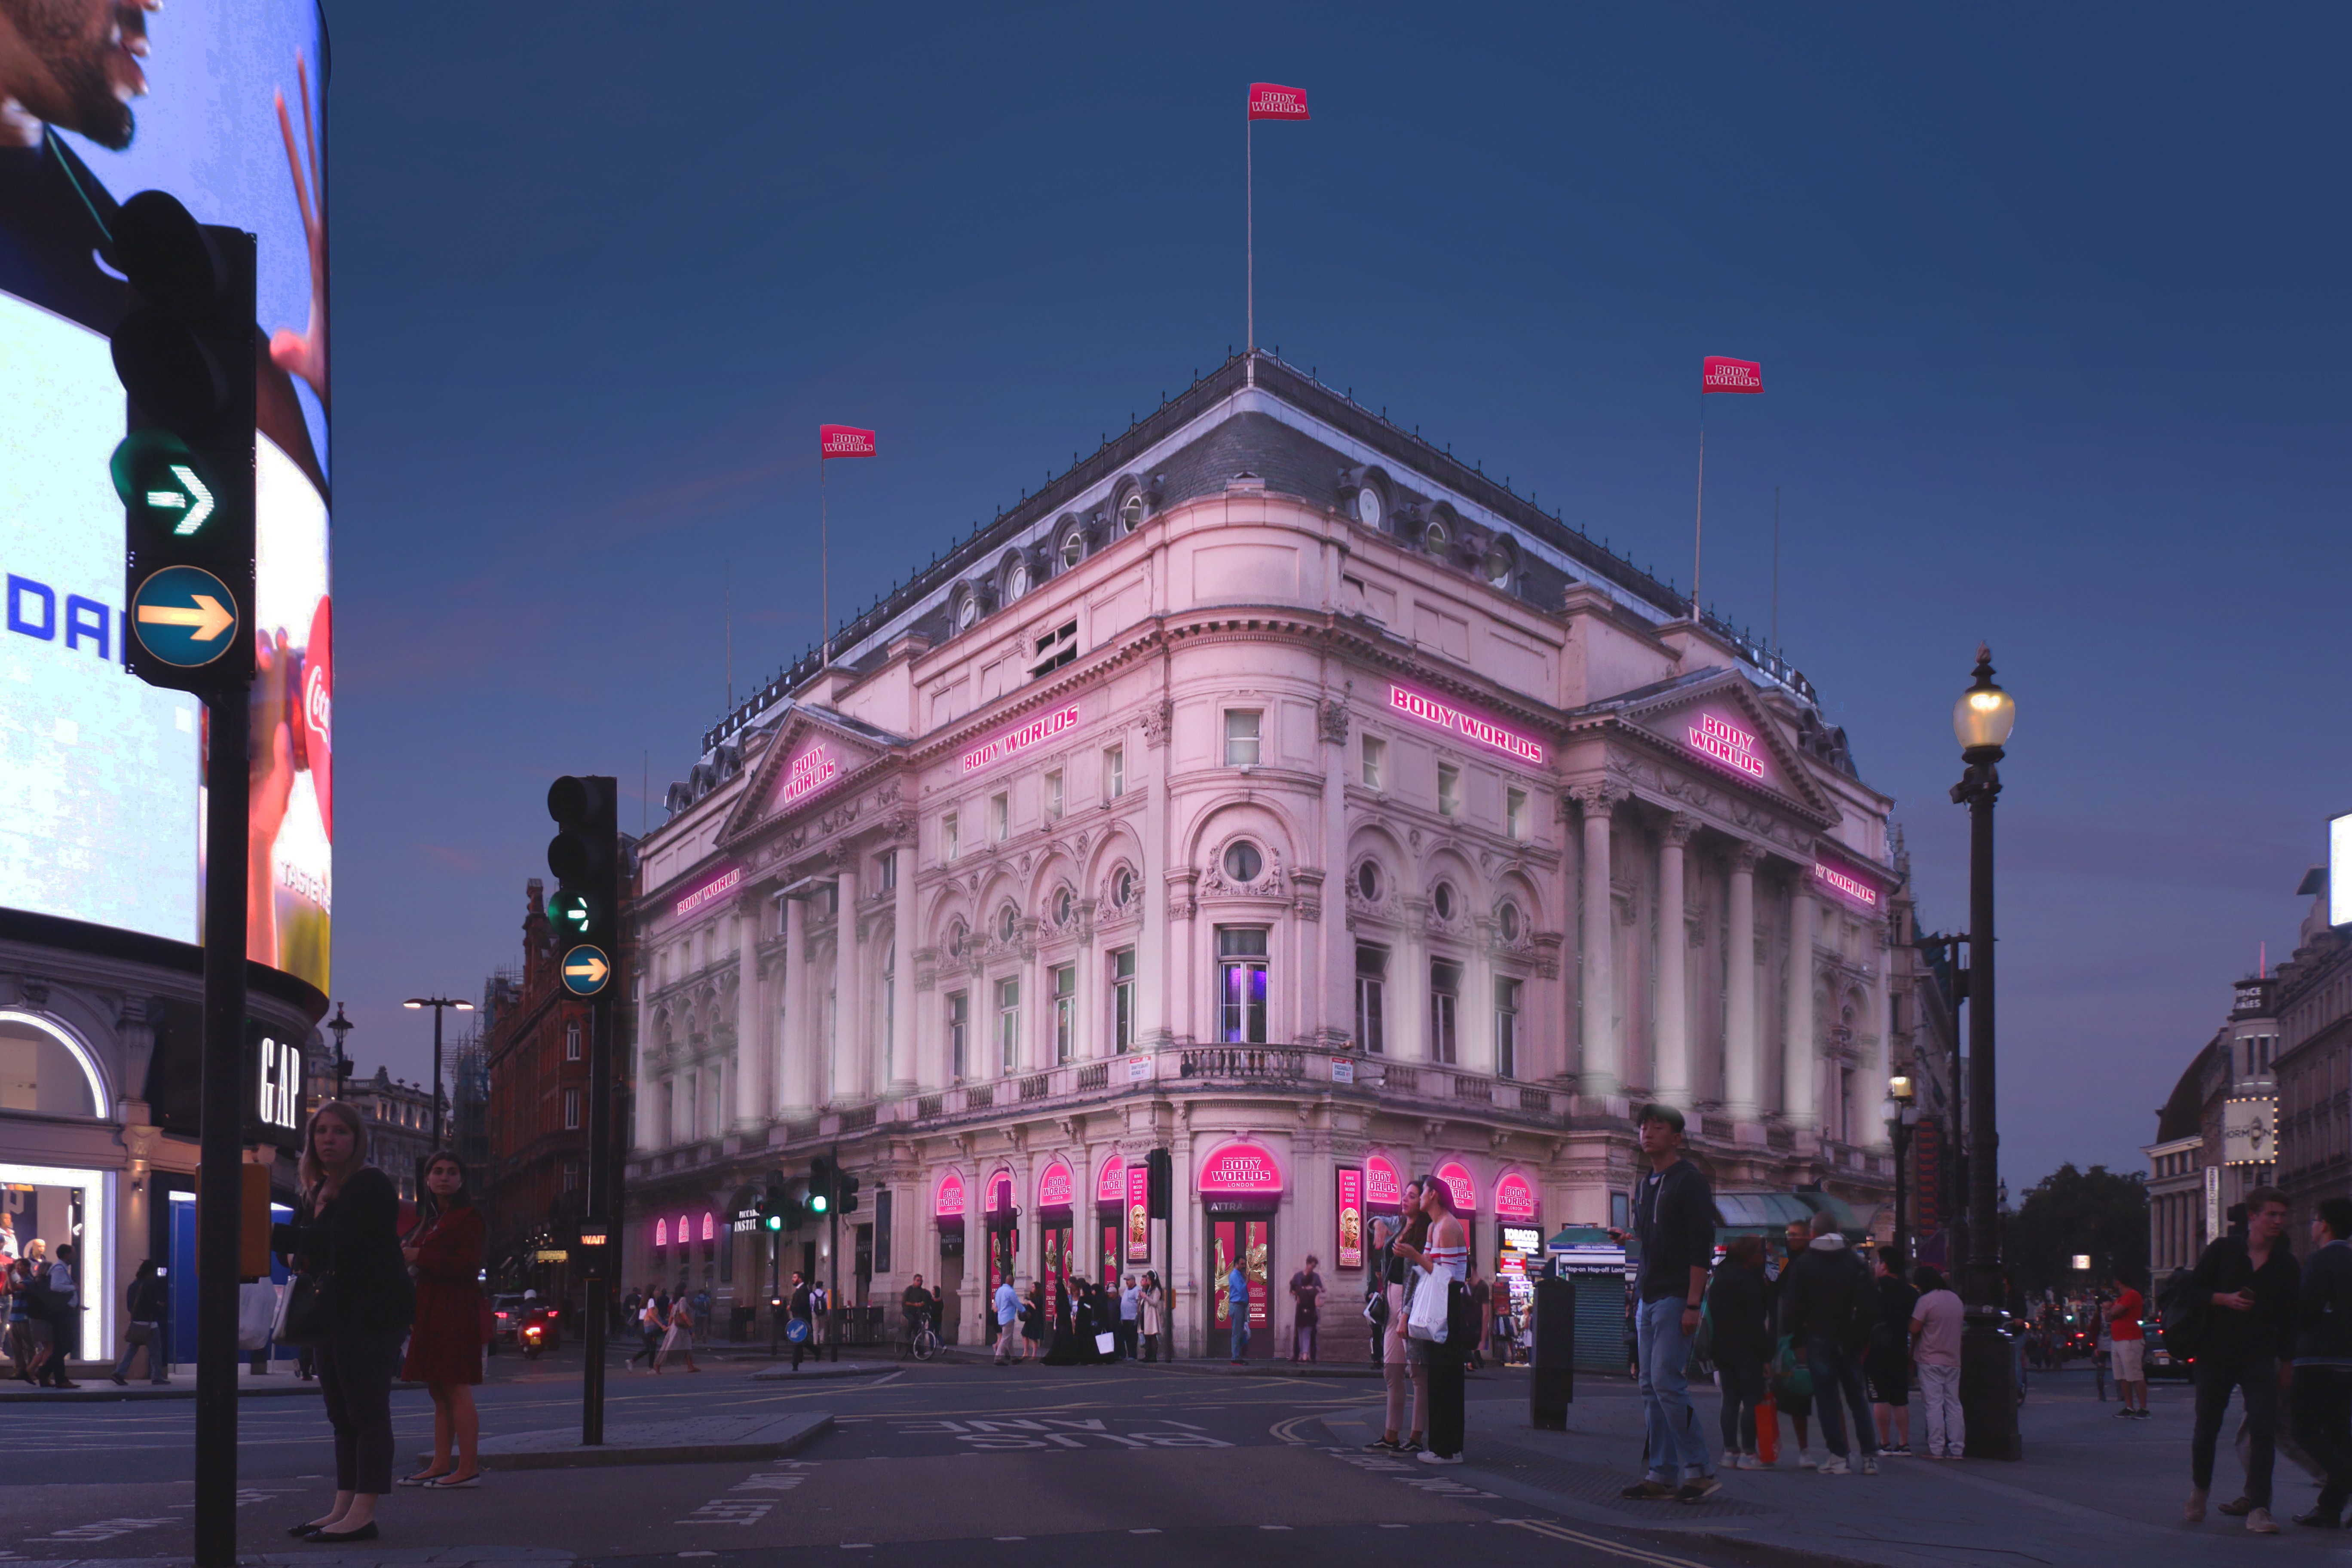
[0,0,331,992]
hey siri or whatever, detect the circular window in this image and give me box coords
[1426,520,1450,554]
[948,922,968,958]
[1356,862,1381,900]
[1498,901,1521,942]
[956,595,978,631]
[1113,867,1135,907]
[1354,485,1383,531]
[1432,882,1456,921]
[1060,532,1084,570]
[1006,560,1029,601]
[1484,548,1513,587]
[1120,492,1146,533]
[1223,841,1264,883]
[999,905,1019,943]
[1055,887,1074,924]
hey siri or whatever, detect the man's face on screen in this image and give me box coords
[0,0,151,150]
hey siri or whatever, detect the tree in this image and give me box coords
[2007,1163,2150,1295]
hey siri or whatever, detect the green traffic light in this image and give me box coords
[547,891,594,936]
[109,429,218,538]
[762,1213,782,1232]
[808,1193,829,1215]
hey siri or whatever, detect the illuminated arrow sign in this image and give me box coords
[147,464,214,535]
[110,429,220,538]
[560,944,611,997]
[129,565,239,666]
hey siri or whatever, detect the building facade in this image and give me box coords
[353,1065,438,1204]
[2273,866,2352,1242]
[2146,974,2280,1277]
[622,353,1905,1354]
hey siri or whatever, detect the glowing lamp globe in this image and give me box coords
[1952,645,2016,752]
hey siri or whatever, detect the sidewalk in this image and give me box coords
[1317,1366,2344,1568]
[0,1364,422,1403]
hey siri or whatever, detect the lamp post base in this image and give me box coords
[1960,1313,2021,1461]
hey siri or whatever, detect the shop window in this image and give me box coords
[1224,709,1261,768]
[996,977,1021,1075]
[1104,745,1125,799]
[1437,763,1462,818]
[1216,927,1269,1045]
[1506,787,1530,841]
[1362,735,1386,791]
[1030,620,1078,679]
[565,1021,582,1062]
[948,992,970,1081]
[1052,964,1077,1063]
[1355,943,1389,1055]
[1495,977,1521,1080]
[944,811,960,861]
[1112,948,1137,1053]
[1045,769,1064,820]
[1430,961,1462,1065]
[991,792,1010,842]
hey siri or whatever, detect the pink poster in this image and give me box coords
[1037,1159,1075,1210]
[1126,1166,1151,1263]
[935,1169,966,1219]
[1336,1167,1364,1270]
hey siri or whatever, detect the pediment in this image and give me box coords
[1613,671,1837,821]
[718,704,903,842]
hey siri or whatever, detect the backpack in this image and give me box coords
[2159,1270,2207,1364]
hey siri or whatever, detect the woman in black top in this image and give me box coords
[1709,1235,1772,1466]
[110,1259,169,1386]
[275,1102,415,1542]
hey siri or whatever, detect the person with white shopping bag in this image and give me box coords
[1403,1176,1471,1464]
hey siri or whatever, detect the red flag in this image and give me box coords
[1701,357,1762,393]
[1248,83,1309,121]
[819,424,876,457]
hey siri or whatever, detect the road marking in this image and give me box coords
[1501,1517,1709,1568]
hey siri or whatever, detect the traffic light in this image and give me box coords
[108,190,257,694]
[837,1170,861,1215]
[1146,1148,1172,1219]
[760,1181,792,1234]
[780,1177,812,1231]
[545,776,619,997]
[807,1157,835,1216]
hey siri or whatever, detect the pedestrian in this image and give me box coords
[656,1292,701,1372]
[900,1273,931,1358]
[784,1272,814,1372]
[1023,1280,1047,1360]
[992,1274,1020,1364]
[110,1258,170,1386]
[40,1240,80,1387]
[1908,1266,1965,1458]
[2186,1185,2298,1534]
[2291,1196,2352,1528]
[1770,1221,1817,1467]
[1406,1175,1471,1465]
[1611,1104,1720,1502]
[692,1287,711,1347]
[1781,1209,1879,1477]
[396,1152,484,1488]
[1289,1256,1325,1363]
[626,1285,663,1368]
[0,1212,14,1262]
[2108,1274,2149,1420]
[1119,1275,1140,1361]
[1868,1251,1917,1456]
[1389,1182,1435,1451]
[1139,1272,1164,1363]
[1709,1236,1771,1471]
[1226,1256,1251,1363]
[276,1101,415,1543]
[7,1241,47,1384]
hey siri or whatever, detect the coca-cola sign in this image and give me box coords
[1197,1141,1283,1196]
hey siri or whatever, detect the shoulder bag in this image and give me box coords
[275,1268,334,1346]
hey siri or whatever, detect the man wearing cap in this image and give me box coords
[1611,1103,1720,1503]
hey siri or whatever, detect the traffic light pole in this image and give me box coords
[829,1162,842,1363]
[582,986,613,1446]
[193,689,248,1568]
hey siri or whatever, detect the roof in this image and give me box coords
[2155,1042,2215,1143]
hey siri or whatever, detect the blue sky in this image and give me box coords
[325,2,2350,1187]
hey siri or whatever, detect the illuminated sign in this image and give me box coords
[2223,1097,2276,1167]
[963,702,1080,774]
[1494,1170,1537,1220]
[779,744,841,809]
[1037,1159,1074,1211]
[2333,813,2352,927]
[1337,1167,1364,1270]
[1435,1161,1478,1214]
[1126,1167,1151,1263]
[1096,1155,1125,1208]
[256,1035,302,1133]
[1812,857,1883,915]
[1387,683,1545,766]
[987,1170,1014,1214]
[935,1169,966,1219]
[1366,1154,1403,1213]
[1198,1142,1284,1195]
[1686,711,1766,780]
[674,865,742,920]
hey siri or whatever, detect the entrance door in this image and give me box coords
[1098,1217,1121,1287]
[1208,1216,1272,1359]
[1041,1220,1074,1294]
[987,1224,1016,1294]
[937,1239,964,1344]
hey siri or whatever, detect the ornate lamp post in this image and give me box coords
[1883,1074,1920,1266]
[1950,644,2019,1460]
[324,1001,355,1101]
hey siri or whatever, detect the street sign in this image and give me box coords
[131,564,239,666]
[560,944,611,996]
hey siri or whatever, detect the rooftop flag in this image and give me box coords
[1701,357,1762,393]
[1248,83,1309,120]
[819,424,876,457]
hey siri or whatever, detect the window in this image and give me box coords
[943,812,960,861]
[564,1160,581,1193]
[1437,763,1462,818]
[1356,861,1381,900]
[996,977,1021,1075]
[879,849,897,891]
[1052,964,1077,1063]
[1060,531,1084,570]
[1362,735,1386,790]
[564,1087,582,1130]
[1217,928,1270,1045]
[998,903,1020,943]
[1484,545,1513,588]
[1030,620,1077,678]
[1426,518,1450,554]
[948,992,970,1081]
[1045,769,1064,819]
[1355,943,1389,1054]
[1506,787,1529,841]
[1224,709,1262,768]
[1112,948,1137,1053]
[1112,867,1136,908]
[990,791,1010,841]
[1222,840,1263,883]
[1432,882,1456,922]
[1006,559,1030,601]
[1054,886,1074,925]
[565,1020,582,1061]
[1104,745,1126,799]
[956,594,978,631]
[1430,960,1462,1065]
[1497,901,1521,943]
[1120,491,1146,532]
[1495,977,1521,1079]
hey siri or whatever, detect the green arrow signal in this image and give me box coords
[110,430,222,539]
[548,891,594,936]
[146,464,214,535]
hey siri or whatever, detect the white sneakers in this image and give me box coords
[1734,1452,1766,1470]
[2247,1508,2280,1534]
[1816,1455,1851,1476]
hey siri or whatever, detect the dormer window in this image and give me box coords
[1119,491,1146,533]
[1005,559,1030,602]
[956,594,979,632]
[1060,530,1085,569]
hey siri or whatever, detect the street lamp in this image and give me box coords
[1883,1074,1920,1266]
[403,996,475,1149]
[324,1001,355,1102]
[1949,643,2018,1461]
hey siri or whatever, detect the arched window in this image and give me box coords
[1356,861,1381,900]
[999,904,1020,943]
[956,594,979,631]
[1060,530,1085,569]
[0,1011,106,1118]
[1005,558,1029,602]
[1497,900,1522,942]
[1119,491,1146,533]
[1112,867,1136,908]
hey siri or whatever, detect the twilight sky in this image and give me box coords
[324,2,2351,1190]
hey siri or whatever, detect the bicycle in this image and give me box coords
[908,1311,942,1362]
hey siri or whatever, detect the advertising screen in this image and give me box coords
[0,0,331,991]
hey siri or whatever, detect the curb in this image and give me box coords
[0,1378,425,1404]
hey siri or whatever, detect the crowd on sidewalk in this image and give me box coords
[989,1272,1167,1365]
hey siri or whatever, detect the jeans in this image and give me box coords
[1804,1335,1878,1461]
[995,1320,1019,1362]
[1918,1362,1963,1457]
[1293,1320,1318,1362]
[315,1326,402,1495]
[1636,1295,1713,1481]
[1231,1311,1250,1360]
[113,1323,168,1383]
[2193,1352,2279,1507]
[1717,1348,1767,1454]
[2295,1367,2352,1515]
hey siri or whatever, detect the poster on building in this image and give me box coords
[2223,1097,2276,1166]
[1336,1167,1363,1270]
[1126,1165,1151,1262]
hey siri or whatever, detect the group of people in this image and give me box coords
[2,1219,85,1388]
[1359,1171,1479,1466]
[991,1272,1167,1364]
[622,1284,701,1372]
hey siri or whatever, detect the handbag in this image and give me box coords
[1094,1331,1116,1355]
[276,1271,334,1347]
[126,1322,153,1347]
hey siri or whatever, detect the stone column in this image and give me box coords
[1321,699,1354,1047]
[634,966,661,1149]
[833,862,860,1105]
[892,846,918,1092]
[1654,816,1694,1108]
[1140,705,1172,1047]
[780,892,813,1116]
[734,895,765,1130]
[1782,879,1818,1136]
[1725,843,1762,1127]
[1576,787,1620,1096]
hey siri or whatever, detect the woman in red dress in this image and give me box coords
[399,1153,484,1488]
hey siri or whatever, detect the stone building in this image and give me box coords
[2146,973,2281,1277]
[622,352,1905,1354]
[2272,865,2352,1242]
[352,1065,437,1204]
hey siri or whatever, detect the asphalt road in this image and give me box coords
[0,1345,1767,1568]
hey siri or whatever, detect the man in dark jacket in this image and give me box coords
[2186,1184,2297,1533]
[2291,1196,2352,1528]
[1610,1104,1719,1504]
[1780,1211,1877,1474]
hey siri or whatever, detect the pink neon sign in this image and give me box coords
[1096,1155,1125,1207]
[1388,683,1545,766]
[673,865,742,919]
[935,1169,966,1219]
[1198,1142,1283,1195]
[963,702,1080,774]
[986,1170,1014,1213]
[779,743,841,809]
[1494,1171,1537,1220]
[1037,1158,1075,1210]
[1684,710,1767,782]
[1365,1154,1403,1213]
[1812,856,1884,915]
[1435,1161,1478,1214]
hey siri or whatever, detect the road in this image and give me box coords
[0,1344,1761,1568]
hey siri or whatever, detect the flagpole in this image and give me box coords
[1690,395,1706,625]
[820,456,830,669]
[1770,485,1781,654]
[1246,113,1254,352]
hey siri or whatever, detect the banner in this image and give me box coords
[1126,1167,1152,1263]
[1701,356,1762,393]
[1336,1167,1363,1270]
[1247,83,1310,120]
[819,424,876,457]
